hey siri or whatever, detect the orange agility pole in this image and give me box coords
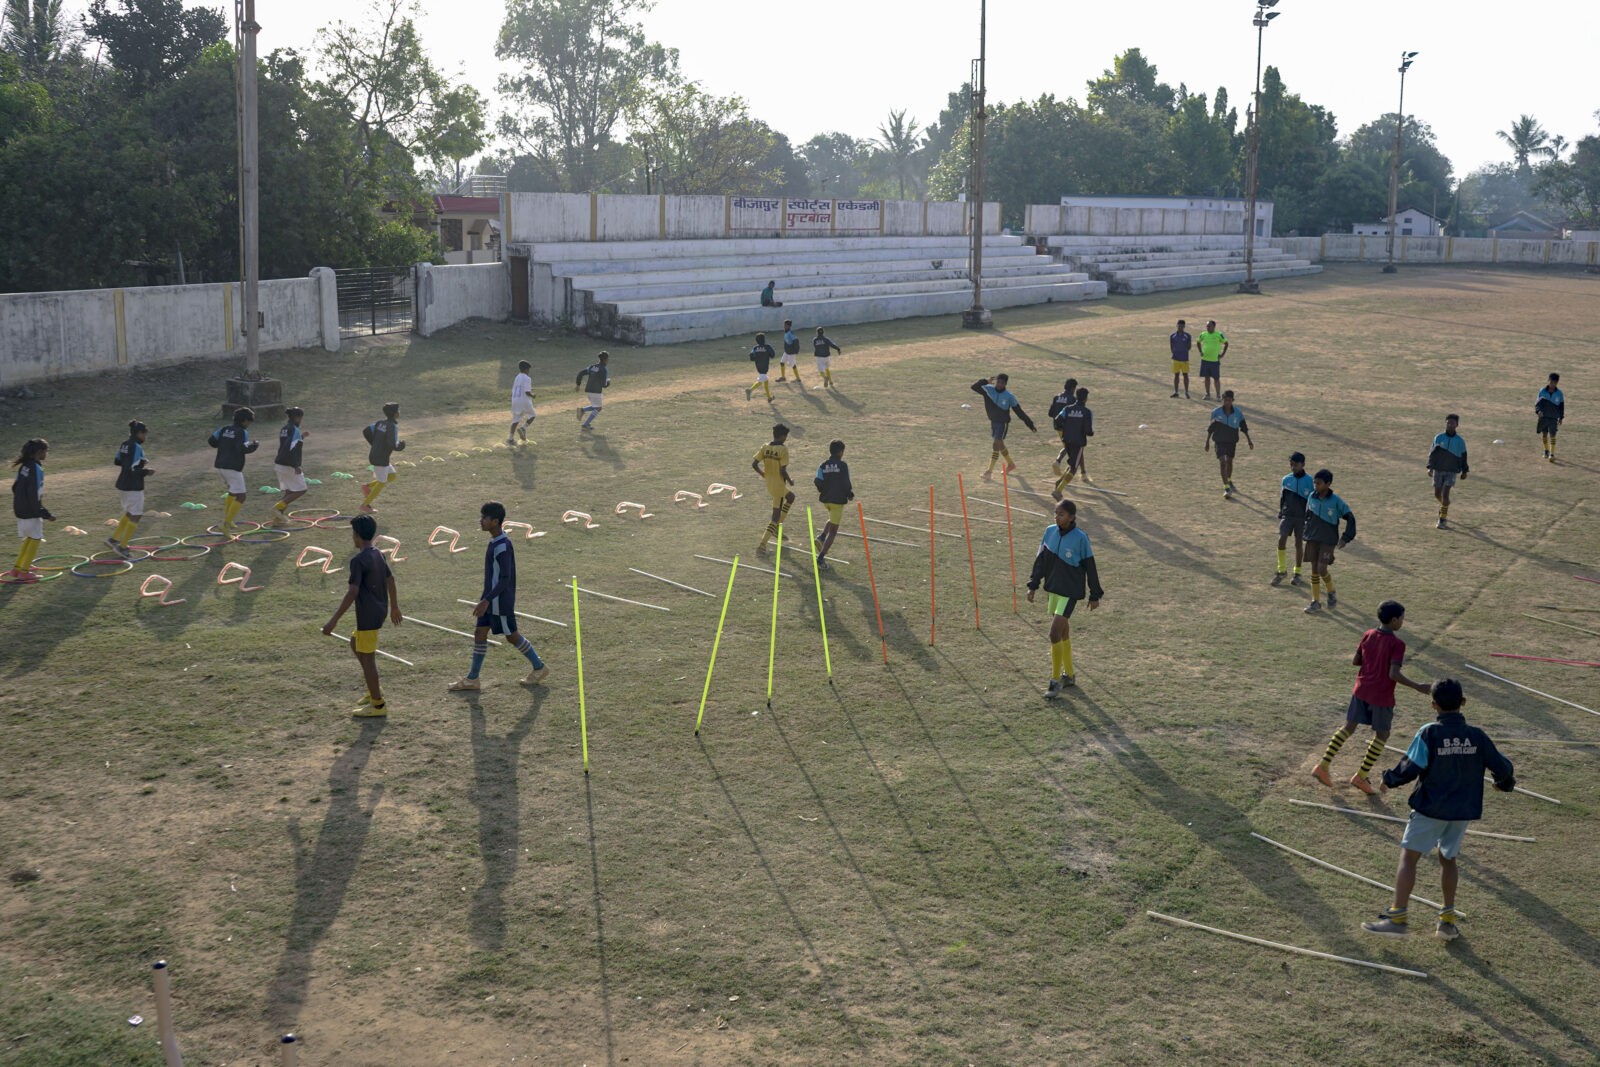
[858,502,887,663]
[957,473,980,630]
[928,485,937,646]
[1001,469,1018,613]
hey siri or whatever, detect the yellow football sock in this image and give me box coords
[364,480,386,505]
[1054,472,1073,494]
[1276,548,1287,573]
[109,516,129,543]
[13,539,35,572]
[1000,446,1013,466]
[1320,724,1353,767]
[1310,575,1321,602]
[274,499,288,513]
[1050,640,1063,677]
[987,451,999,473]
[824,369,833,385]
[223,497,242,526]
[117,517,137,546]
[1060,638,1074,677]
[1322,574,1335,594]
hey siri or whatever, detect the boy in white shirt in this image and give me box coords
[508,360,536,445]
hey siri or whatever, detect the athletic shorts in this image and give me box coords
[780,351,799,367]
[989,419,1009,442]
[1061,442,1084,468]
[1213,441,1237,461]
[477,613,519,636]
[1431,470,1457,490]
[825,503,844,524]
[586,392,604,409]
[754,372,770,383]
[1344,695,1395,734]
[1171,360,1190,374]
[371,465,397,482]
[512,397,535,419]
[352,628,380,654]
[1199,360,1221,378]
[1400,811,1470,860]
[1278,512,1304,538]
[1046,592,1078,618]
[16,517,43,540]
[769,486,792,507]
[1303,541,1336,566]
[274,465,307,493]
[119,490,145,517]
[218,469,247,494]
[1536,416,1560,435]
[815,357,831,373]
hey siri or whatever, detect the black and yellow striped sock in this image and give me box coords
[1358,736,1385,777]
[1322,573,1335,595]
[1310,575,1322,603]
[1276,548,1287,574]
[761,521,777,545]
[1320,725,1352,767]
[1384,907,1409,925]
[1439,502,1449,519]
[988,451,1000,473]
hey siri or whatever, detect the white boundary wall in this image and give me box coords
[505,193,1000,245]
[1272,235,1600,267]
[415,262,509,337]
[0,269,339,389]
[1024,203,1245,237]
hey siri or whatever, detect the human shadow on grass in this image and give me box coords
[696,736,865,1050]
[265,720,386,1028]
[1090,494,1234,587]
[508,442,539,490]
[577,430,626,471]
[764,704,930,993]
[469,691,546,951]
[1434,938,1600,1063]
[582,773,618,1067]
[0,567,119,676]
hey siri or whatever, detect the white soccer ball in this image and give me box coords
[1138,423,1150,430]
[1492,439,1505,445]
[961,403,972,409]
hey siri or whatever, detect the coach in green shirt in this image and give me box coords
[1197,319,1229,400]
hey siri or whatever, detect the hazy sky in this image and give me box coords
[137,0,1600,179]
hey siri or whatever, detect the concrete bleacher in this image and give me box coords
[530,235,1106,345]
[1044,235,1322,294]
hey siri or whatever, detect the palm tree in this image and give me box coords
[1548,134,1568,162]
[1496,114,1555,171]
[876,109,925,200]
[0,0,68,69]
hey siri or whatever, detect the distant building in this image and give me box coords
[1351,208,1443,237]
[432,195,502,264]
[1487,211,1561,240]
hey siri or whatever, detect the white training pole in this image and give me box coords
[932,507,1009,527]
[1285,799,1535,842]
[966,495,1049,518]
[1464,662,1600,718]
[330,633,415,667]
[628,567,715,597]
[866,516,965,539]
[280,1034,299,1067]
[835,530,917,548]
[1495,736,1600,746]
[454,599,568,628]
[1382,744,1560,805]
[1146,911,1428,979]
[694,553,796,577]
[151,960,184,1067]
[561,579,670,612]
[401,615,485,641]
[1250,832,1443,909]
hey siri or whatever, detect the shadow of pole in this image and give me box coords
[582,773,618,1067]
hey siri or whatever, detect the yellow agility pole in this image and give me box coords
[805,507,833,680]
[695,556,739,735]
[572,575,589,774]
[767,524,783,707]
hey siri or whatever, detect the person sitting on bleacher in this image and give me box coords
[760,280,783,308]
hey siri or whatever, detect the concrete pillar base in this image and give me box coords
[961,306,993,329]
[1235,281,1262,294]
[224,377,284,421]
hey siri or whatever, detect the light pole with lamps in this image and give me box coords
[1382,51,1419,273]
[1238,0,1281,295]
[962,0,991,329]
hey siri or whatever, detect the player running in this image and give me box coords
[813,327,842,389]
[209,408,258,533]
[272,407,309,521]
[8,438,53,581]
[746,333,777,402]
[1051,387,1093,500]
[575,352,611,429]
[360,403,405,512]
[752,423,795,554]
[1302,468,1355,614]
[1273,452,1314,586]
[508,360,536,445]
[813,439,853,568]
[779,320,804,385]
[108,419,153,558]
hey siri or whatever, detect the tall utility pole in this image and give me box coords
[961,0,991,330]
[235,0,260,376]
[1238,0,1281,295]
[1383,51,1419,274]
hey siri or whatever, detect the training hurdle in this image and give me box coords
[62,525,89,535]
[674,490,708,509]
[295,546,340,573]
[428,526,469,553]
[374,535,406,562]
[138,574,185,606]
[216,562,263,593]
[503,521,546,539]
[561,510,600,529]
[707,482,742,500]
[615,501,654,519]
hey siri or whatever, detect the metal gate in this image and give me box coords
[335,265,416,338]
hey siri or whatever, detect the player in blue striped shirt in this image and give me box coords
[449,501,550,691]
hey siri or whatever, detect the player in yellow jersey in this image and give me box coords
[750,423,795,553]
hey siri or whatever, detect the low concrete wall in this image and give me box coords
[1024,204,1244,238]
[415,262,510,337]
[0,272,336,389]
[1272,235,1600,267]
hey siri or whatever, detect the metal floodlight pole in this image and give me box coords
[235,0,261,376]
[1239,1,1280,294]
[1383,51,1418,274]
[962,0,991,329]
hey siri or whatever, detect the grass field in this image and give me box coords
[2,263,1598,1066]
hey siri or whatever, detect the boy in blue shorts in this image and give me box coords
[1363,678,1515,941]
[322,514,402,717]
[449,501,550,691]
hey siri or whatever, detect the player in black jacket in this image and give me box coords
[360,403,405,513]
[109,420,154,557]
[209,407,258,533]
[9,438,52,580]
[812,439,854,567]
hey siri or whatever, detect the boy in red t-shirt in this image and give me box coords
[1310,600,1431,793]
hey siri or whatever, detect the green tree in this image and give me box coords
[1343,114,1453,223]
[1,0,70,70]
[1496,114,1554,172]
[875,109,924,199]
[1254,66,1338,233]
[627,81,779,195]
[1086,48,1175,114]
[496,0,676,192]
[1535,133,1600,228]
[1168,86,1237,195]
[1308,149,1388,232]
[82,0,225,92]
[921,83,971,179]
[800,132,872,196]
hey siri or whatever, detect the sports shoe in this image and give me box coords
[1435,916,1461,941]
[1223,487,1233,499]
[1271,572,1286,586]
[1362,913,1409,938]
[1002,463,1017,474]
[2,569,39,583]
[1061,672,1076,688]
[1542,449,1549,459]
[1326,591,1338,609]
[358,503,376,514]
[1436,518,1447,530]
[980,471,992,482]
[1349,773,1377,795]
[1311,765,1334,787]
[356,693,374,706]
[815,558,830,571]
[352,701,387,718]
[1226,480,1236,492]
[1051,489,1063,502]
[1170,391,1180,398]
[506,436,516,446]
[447,677,481,692]
[1548,454,1556,464]
[1290,573,1305,586]
[745,385,753,400]
[1304,600,1323,614]
[1044,678,1062,699]
[520,665,550,686]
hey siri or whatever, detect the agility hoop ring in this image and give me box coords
[71,558,135,578]
[1,565,67,583]
[235,528,294,544]
[206,520,262,536]
[128,535,210,561]
[89,548,153,563]
[27,553,91,573]
[182,532,235,548]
